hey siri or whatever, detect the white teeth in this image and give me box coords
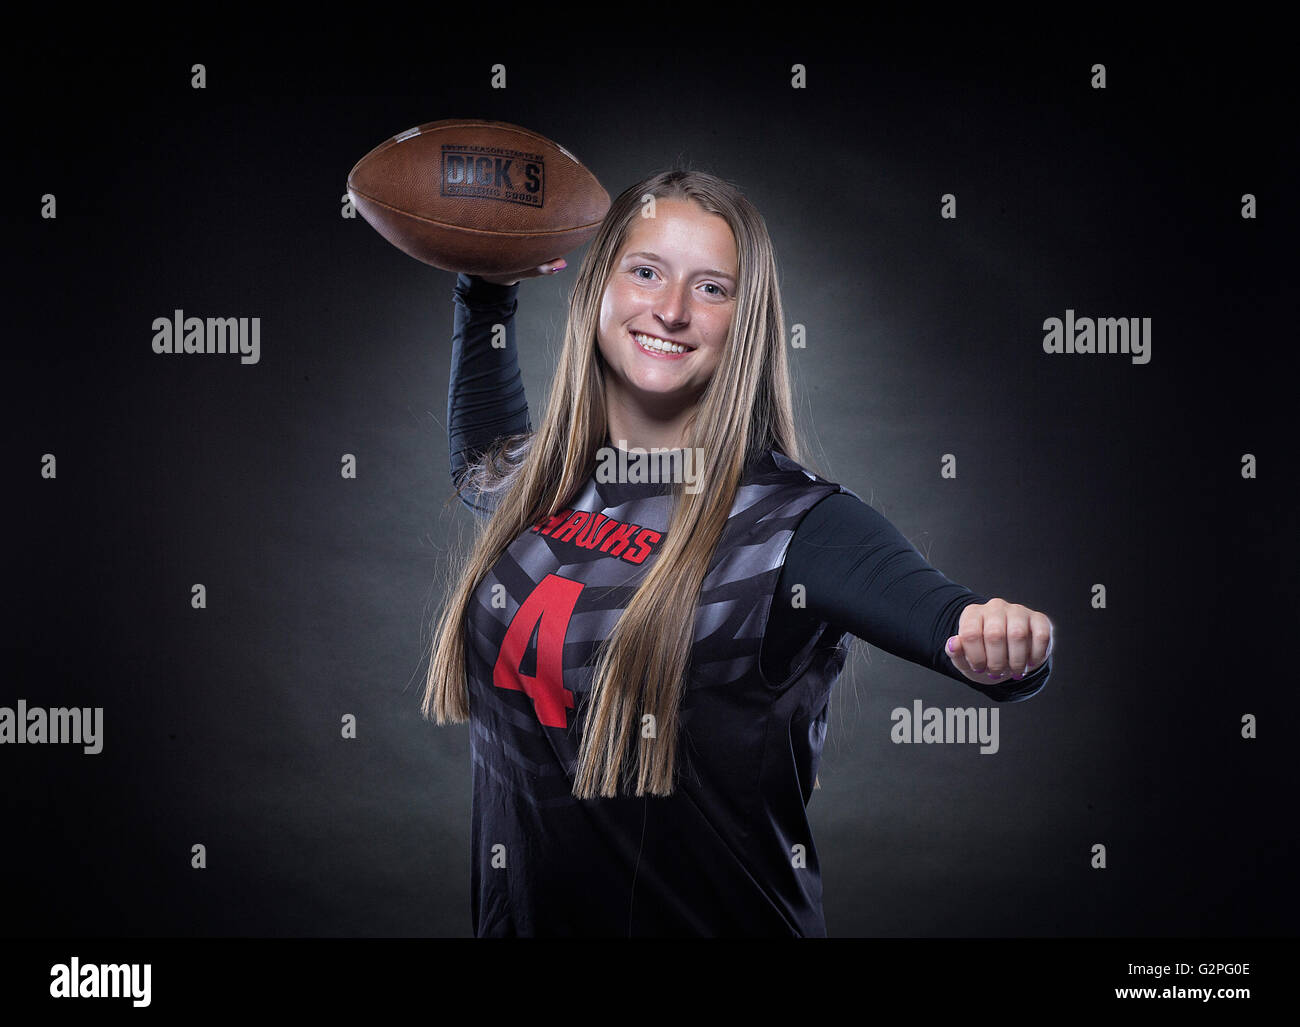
[633,331,689,354]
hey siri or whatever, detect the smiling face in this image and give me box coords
[596,197,738,440]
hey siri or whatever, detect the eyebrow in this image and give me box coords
[624,251,736,282]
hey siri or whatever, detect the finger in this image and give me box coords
[982,611,1008,678]
[1026,612,1053,671]
[958,609,987,674]
[481,257,568,286]
[1006,609,1030,676]
[945,634,971,673]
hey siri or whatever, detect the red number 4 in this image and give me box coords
[492,573,583,728]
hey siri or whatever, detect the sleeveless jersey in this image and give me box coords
[464,447,855,937]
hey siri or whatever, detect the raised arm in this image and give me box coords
[447,273,531,517]
[447,258,568,517]
[771,492,1052,702]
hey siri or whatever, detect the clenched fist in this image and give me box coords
[946,598,1054,684]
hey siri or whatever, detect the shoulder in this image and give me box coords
[742,449,862,503]
[723,450,863,535]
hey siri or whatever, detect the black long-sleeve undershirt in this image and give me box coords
[446,273,1050,702]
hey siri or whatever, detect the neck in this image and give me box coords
[603,390,698,453]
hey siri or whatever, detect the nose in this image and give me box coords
[653,277,691,332]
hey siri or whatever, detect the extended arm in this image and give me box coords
[770,492,1051,701]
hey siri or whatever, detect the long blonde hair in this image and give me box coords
[422,169,800,798]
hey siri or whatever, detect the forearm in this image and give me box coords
[447,273,530,488]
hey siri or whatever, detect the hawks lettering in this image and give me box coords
[530,509,663,564]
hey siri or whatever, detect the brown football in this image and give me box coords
[347,118,611,275]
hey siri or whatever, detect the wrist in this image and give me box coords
[455,272,520,305]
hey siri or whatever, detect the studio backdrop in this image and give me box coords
[4,36,1292,938]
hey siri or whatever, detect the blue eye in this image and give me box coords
[630,266,727,297]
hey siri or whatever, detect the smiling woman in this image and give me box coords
[422,169,1054,938]
[595,198,737,448]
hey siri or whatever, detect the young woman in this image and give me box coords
[423,170,1054,938]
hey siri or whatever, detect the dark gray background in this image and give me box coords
[4,30,1294,937]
